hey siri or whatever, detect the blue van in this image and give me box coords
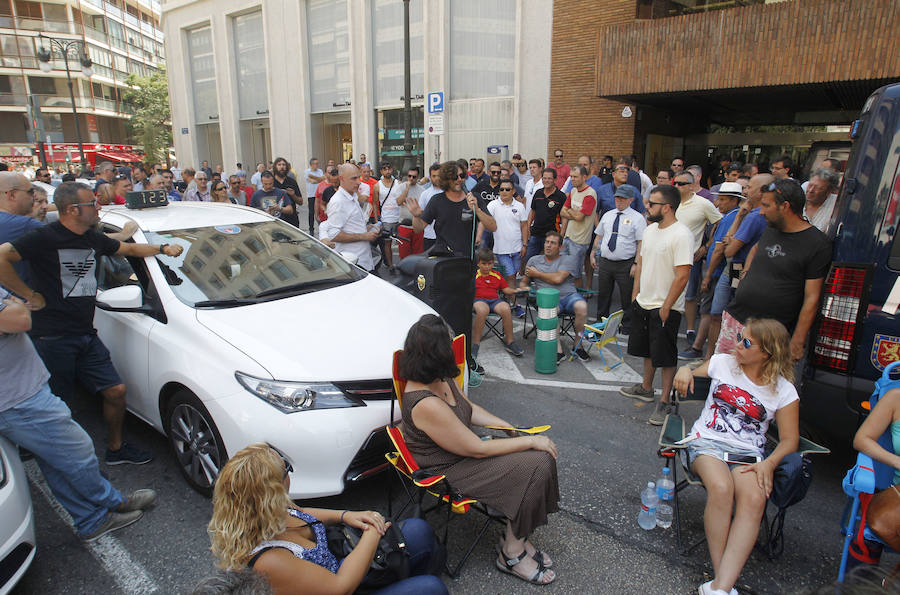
[801,82,900,443]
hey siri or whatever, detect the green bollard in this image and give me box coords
[534,288,560,374]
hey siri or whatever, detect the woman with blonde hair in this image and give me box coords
[208,443,447,595]
[673,318,799,595]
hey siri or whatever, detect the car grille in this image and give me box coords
[344,428,391,483]
[0,542,33,588]
[333,379,394,401]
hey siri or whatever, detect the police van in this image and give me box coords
[801,81,900,443]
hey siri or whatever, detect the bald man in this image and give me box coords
[0,172,42,285]
[324,164,378,270]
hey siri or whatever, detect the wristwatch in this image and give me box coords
[159,243,169,254]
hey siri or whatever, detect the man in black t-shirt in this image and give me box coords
[717,178,831,361]
[525,167,566,264]
[472,162,503,249]
[0,182,184,465]
[272,157,302,227]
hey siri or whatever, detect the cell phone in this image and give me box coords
[723,452,761,465]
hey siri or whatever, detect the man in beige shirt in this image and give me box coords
[560,165,598,289]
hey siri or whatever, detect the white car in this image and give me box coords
[93,201,433,497]
[0,436,35,595]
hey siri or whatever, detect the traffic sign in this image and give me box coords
[427,113,444,135]
[427,92,444,114]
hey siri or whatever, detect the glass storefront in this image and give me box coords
[376,107,424,173]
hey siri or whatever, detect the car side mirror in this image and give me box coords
[96,285,147,312]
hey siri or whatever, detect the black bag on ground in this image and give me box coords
[326,521,410,593]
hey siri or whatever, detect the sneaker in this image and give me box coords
[619,383,654,402]
[471,344,480,360]
[82,510,143,542]
[556,352,567,364]
[513,305,525,318]
[686,329,696,345]
[678,347,704,361]
[117,489,158,513]
[470,361,485,375]
[575,347,591,362]
[504,340,525,357]
[648,400,672,426]
[105,442,153,466]
[698,581,731,595]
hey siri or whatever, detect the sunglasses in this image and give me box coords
[673,180,691,186]
[554,154,563,158]
[735,331,754,350]
[267,444,293,479]
[765,182,783,194]
[489,170,501,176]
[500,187,513,192]
[72,200,98,208]
[671,163,683,167]
[458,173,468,179]
[647,200,668,207]
[408,174,418,178]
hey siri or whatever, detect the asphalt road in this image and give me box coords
[9,319,892,595]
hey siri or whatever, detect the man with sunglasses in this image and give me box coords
[227,175,248,205]
[472,162,504,249]
[0,173,43,286]
[550,149,569,190]
[511,153,528,186]
[0,182,184,465]
[488,178,528,295]
[596,159,645,217]
[716,178,830,362]
[396,166,425,254]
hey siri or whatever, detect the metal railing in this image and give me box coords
[639,0,766,18]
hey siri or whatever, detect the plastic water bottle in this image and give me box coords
[656,467,674,529]
[638,482,658,530]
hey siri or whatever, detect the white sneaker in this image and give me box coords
[698,581,730,595]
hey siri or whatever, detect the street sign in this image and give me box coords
[427,92,444,114]
[181,128,189,135]
[427,113,444,135]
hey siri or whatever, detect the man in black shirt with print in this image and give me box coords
[272,157,302,227]
[0,182,185,465]
[525,167,566,264]
[716,178,830,361]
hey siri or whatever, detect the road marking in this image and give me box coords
[24,460,159,594]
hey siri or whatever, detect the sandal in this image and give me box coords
[495,549,556,585]
[498,537,553,568]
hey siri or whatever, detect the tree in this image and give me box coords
[122,66,172,165]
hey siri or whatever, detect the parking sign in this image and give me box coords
[427,92,444,114]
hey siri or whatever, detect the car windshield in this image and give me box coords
[146,221,365,307]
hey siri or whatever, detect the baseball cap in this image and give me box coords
[716,181,744,198]
[613,185,637,199]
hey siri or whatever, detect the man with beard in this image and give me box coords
[619,184,693,426]
[716,179,830,362]
[272,157,302,227]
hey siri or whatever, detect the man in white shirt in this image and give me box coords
[325,164,378,271]
[304,158,325,235]
[802,167,839,232]
[620,184,693,426]
[416,164,441,252]
[488,178,529,291]
[250,163,265,190]
[590,185,646,334]
[523,159,544,211]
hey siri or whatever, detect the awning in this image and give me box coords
[96,151,143,163]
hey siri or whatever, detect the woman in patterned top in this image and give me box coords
[208,443,446,595]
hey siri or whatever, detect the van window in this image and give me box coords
[885,162,900,270]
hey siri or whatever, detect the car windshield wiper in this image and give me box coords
[255,278,354,298]
[193,297,261,308]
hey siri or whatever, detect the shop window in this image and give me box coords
[27,75,57,95]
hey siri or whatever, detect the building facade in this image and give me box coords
[550,0,900,176]
[0,0,164,166]
[162,0,552,174]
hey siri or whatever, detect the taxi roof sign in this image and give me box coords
[125,189,168,209]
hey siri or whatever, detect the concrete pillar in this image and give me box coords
[512,0,552,160]
[162,23,197,167]
[347,0,375,163]
[421,0,447,166]
[210,12,238,171]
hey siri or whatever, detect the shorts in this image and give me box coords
[562,238,589,278]
[474,298,504,312]
[685,261,703,300]
[686,437,763,471]
[380,221,399,235]
[495,252,522,277]
[710,271,733,316]
[627,302,681,368]
[713,310,745,356]
[559,291,586,314]
[31,333,123,399]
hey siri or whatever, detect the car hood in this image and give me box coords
[195,275,434,381]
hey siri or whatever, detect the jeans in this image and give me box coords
[0,383,123,536]
[372,518,448,595]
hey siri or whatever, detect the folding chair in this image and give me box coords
[838,360,900,582]
[385,334,549,577]
[569,309,624,369]
[657,377,830,557]
[523,287,594,345]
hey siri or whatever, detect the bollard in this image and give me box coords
[534,288,560,374]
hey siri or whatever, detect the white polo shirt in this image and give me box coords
[487,198,528,254]
[594,206,646,261]
[325,186,374,270]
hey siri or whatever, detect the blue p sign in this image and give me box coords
[427,92,444,114]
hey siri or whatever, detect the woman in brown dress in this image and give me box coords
[399,314,560,585]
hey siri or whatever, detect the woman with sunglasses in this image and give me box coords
[208,443,447,595]
[673,318,799,595]
[210,181,232,203]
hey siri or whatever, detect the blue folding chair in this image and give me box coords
[837,360,899,582]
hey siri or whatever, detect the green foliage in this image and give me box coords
[122,66,172,164]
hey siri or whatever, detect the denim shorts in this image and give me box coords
[686,437,763,471]
[474,298,504,312]
[495,252,522,277]
[31,333,122,399]
[685,261,703,300]
[710,270,734,316]
[559,291,586,314]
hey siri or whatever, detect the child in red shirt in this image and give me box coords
[473,249,526,360]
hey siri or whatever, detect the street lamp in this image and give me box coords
[36,35,93,168]
[400,0,414,175]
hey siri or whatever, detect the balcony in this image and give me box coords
[83,25,108,43]
[35,95,95,109]
[124,13,140,28]
[637,0,766,19]
[0,93,27,106]
[10,17,73,33]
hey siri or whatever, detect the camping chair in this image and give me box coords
[523,287,597,345]
[656,376,830,557]
[385,333,550,577]
[568,309,624,369]
[838,360,899,582]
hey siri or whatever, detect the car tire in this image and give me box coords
[165,390,227,497]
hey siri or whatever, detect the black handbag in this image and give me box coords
[326,520,410,593]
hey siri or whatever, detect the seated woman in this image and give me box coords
[399,314,560,585]
[852,386,900,588]
[673,318,798,595]
[208,443,447,595]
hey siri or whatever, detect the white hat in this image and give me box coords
[716,181,744,199]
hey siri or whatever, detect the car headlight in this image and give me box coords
[235,372,365,413]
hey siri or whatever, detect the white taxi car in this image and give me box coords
[93,200,433,498]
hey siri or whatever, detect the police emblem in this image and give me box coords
[871,333,900,370]
[416,274,426,292]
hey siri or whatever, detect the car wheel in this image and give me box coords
[166,390,227,497]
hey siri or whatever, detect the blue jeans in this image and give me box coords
[524,234,545,264]
[372,518,448,595]
[0,383,123,536]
